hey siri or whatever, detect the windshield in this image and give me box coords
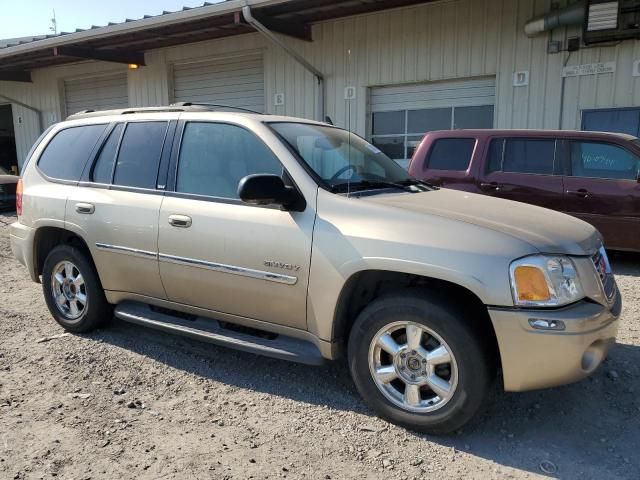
[270,122,424,193]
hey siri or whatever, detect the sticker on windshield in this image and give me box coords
[366,144,382,154]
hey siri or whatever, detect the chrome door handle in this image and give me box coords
[75,203,95,214]
[566,189,591,198]
[480,182,503,192]
[168,214,192,228]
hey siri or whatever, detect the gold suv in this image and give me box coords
[10,105,621,434]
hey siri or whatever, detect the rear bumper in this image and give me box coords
[489,291,621,392]
[9,221,38,282]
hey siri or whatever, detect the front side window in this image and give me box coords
[38,124,107,180]
[176,122,282,199]
[487,138,556,175]
[569,141,640,181]
[427,138,475,171]
[113,122,168,189]
[270,122,419,193]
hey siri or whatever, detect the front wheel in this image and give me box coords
[348,292,495,435]
[42,245,112,333]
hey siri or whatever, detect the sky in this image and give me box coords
[0,0,223,39]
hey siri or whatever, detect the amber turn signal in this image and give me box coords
[513,266,551,302]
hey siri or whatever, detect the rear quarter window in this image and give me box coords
[37,124,107,181]
[426,138,475,171]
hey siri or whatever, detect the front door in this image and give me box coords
[476,137,565,210]
[157,121,315,329]
[562,139,640,250]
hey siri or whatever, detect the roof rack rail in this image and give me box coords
[65,103,262,120]
[170,102,262,114]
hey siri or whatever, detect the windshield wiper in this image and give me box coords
[331,179,423,193]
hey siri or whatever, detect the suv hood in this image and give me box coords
[362,188,601,256]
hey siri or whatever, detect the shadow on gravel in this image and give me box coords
[87,313,640,478]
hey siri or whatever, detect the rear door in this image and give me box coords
[476,137,565,210]
[66,117,177,299]
[561,139,640,250]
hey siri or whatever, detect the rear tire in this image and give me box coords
[42,245,112,333]
[348,291,495,435]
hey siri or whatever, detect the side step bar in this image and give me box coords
[113,301,324,366]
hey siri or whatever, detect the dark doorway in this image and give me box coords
[0,104,18,175]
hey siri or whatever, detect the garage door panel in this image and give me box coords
[173,54,264,113]
[371,78,496,112]
[64,73,128,116]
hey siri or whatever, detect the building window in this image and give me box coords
[582,108,640,137]
[371,105,494,169]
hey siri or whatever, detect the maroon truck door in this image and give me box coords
[561,139,640,251]
[476,137,565,210]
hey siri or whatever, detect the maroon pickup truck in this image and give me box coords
[408,130,640,251]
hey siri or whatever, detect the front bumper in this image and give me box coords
[9,221,38,282]
[489,291,621,392]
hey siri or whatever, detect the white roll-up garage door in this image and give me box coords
[370,77,496,112]
[64,73,129,116]
[370,77,496,167]
[173,54,265,113]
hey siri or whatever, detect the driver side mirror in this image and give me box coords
[237,174,305,211]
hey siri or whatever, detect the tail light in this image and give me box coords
[16,179,23,216]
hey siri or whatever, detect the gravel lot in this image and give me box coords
[0,211,639,480]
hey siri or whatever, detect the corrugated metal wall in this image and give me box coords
[3,0,640,168]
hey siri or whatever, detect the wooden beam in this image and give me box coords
[53,46,146,66]
[0,70,32,82]
[234,11,312,42]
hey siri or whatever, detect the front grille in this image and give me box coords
[592,248,616,301]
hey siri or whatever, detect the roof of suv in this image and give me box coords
[63,104,329,128]
[423,129,639,142]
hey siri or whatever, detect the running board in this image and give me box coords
[113,301,324,366]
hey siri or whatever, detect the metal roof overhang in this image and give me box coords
[0,0,432,82]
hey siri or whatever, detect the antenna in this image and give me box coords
[346,48,353,197]
[50,9,58,35]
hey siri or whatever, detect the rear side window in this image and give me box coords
[92,123,124,184]
[487,138,555,175]
[569,141,640,181]
[37,124,107,180]
[427,138,475,171]
[113,122,168,189]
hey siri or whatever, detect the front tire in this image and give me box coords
[42,245,112,333]
[348,291,495,435]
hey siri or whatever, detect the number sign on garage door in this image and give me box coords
[370,77,496,167]
[173,54,265,113]
[64,73,129,116]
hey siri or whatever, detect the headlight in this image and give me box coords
[509,255,584,307]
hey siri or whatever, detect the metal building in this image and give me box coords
[1,0,640,171]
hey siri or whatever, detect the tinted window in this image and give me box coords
[177,123,282,199]
[583,108,640,137]
[113,122,167,189]
[488,138,555,175]
[408,108,452,133]
[427,138,475,171]
[454,105,494,129]
[372,111,404,135]
[38,125,107,180]
[570,142,640,181]
[92,123,124,184]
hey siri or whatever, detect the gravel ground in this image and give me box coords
[0,211,639,480]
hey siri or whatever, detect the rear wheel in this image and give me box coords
[42,245,112,333]
[348,292,494,435]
